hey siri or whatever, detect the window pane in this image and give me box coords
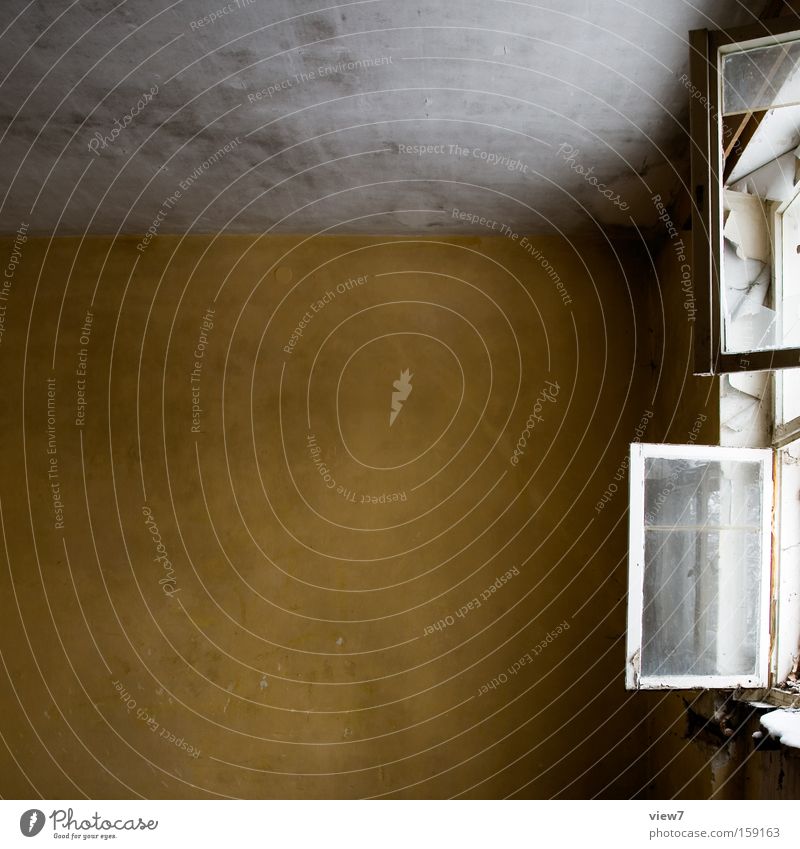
[777,368,800,425]
[722,40,800,116]
[640,457,764,678]
[777,192,800,348]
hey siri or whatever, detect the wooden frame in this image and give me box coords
[690,17,800,375]
[626,443,773,690]
[772,424,800,684]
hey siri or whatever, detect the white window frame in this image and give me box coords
[773,431,800,684]
[626,442,773,690]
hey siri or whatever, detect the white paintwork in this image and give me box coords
[626,442,773,690]
[775,438,800,684]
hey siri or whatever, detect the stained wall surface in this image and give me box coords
[0,232,654,798]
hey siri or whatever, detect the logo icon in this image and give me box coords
[20,809,45,837]
[389,369,413,426]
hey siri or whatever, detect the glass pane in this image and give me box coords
[721,188,800,353]
[777,191,800,348]
[722,39,800,116]
[777,368,800,424]
[640,457,764,678]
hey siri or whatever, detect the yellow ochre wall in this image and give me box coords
[0,233,655,798]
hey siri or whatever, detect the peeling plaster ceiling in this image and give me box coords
[0,0,764,235]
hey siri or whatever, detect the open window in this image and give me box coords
[626,443,773,689]
[690,17,800,374]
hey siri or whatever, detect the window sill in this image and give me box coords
[731,688,800,753]
[734,685,800,710]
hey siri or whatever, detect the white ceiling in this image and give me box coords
[0,0,765,235]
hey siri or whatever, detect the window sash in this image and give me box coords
[690,18,800,375]
[626,442,773,690]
